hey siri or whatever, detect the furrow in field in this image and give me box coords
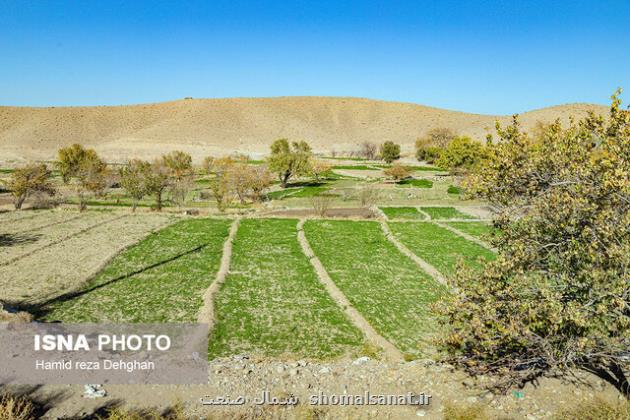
[387,222,496,277]
[303,220,445,358]
[208,218,364,360]
[296,219,403,362]
[0,213,175,305]
[1,210,77,234]
[41,217,230,322]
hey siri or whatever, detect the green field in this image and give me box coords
[397,179,433,188]
[208,218,364,359]
[446,221,497,241]
[43,218,231,322]
[379,206,426,220]
[304,220,445,357]
[388,222,495,275]
[419,206,475,220]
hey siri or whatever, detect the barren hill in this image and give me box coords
[0,97,607,164]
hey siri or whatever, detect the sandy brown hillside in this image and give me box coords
[0,97,607,164]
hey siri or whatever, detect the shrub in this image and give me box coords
[379,141,401,163]
[4,163,56,210]
[0,394,34,420]
[438,92,630,396]
[383,163,410,181]
[436,136,487,173]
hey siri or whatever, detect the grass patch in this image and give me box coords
[304,220,445,357]
[388,222,495,275]
[332,165,376,170]
[266,184,331,200]
[446,221,498,241]
[420,206,475,220]
[43,218,231,322]
[208,218,364,359]
[397,179,433,188]
[447,185,461,194]
[380,207,426,220]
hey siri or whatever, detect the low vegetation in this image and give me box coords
[419,206,475,220]
[304,220,444,357]
[388,222,495,275]
[445,221,497,240]
[43,218,229,322]
[208,218,364,359]
[379,206,426,220]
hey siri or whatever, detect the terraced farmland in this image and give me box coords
[208,218,364,359]
[388,222,495,275]
[43,218,230,322]
[303,220,445,357]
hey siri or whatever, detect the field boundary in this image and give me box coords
[296,219,404,362]
[0,213,129,267]
[197,217,241,327]
[379,220,447,285]
[434,221,497,252]
[414,207,432,220]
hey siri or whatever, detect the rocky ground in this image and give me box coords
[8,356,623,419]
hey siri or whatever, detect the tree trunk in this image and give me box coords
[15,193,26,210]
[281,171,291,188]
[132,200,137,212]
[156,190,162,211]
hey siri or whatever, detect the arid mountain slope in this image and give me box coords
[0,97,607,163]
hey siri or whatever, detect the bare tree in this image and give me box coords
[359,142,378,160]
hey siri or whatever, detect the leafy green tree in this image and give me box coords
[144,159,171,211]
[57,144,107,211]
[436,136,487,173]
[120,159,151,212]
[267,139,312,187]
[4,163,56,210]
[379,141,400,163]
[439,92,630,396]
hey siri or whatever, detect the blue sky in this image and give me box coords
[1,0,628,114]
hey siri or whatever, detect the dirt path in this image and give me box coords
[197,217,241,327]
[414,207,432,220]
[433,221,497,252]
[378,220,447,286]
[296,219,404,362]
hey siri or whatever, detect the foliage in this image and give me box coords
[144,159,171,211]
[439,92,630,395]
[0,394,34,420]
[162,151,194,207]
[57,144,108,211]
[119,159,151,211]
[379,141,401,163]
[309,159,332,182]
[267,138,313,187]
[415,127,456,162]
[4,163,55,210]
[383,163,410,180]
[436,136,488,173]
